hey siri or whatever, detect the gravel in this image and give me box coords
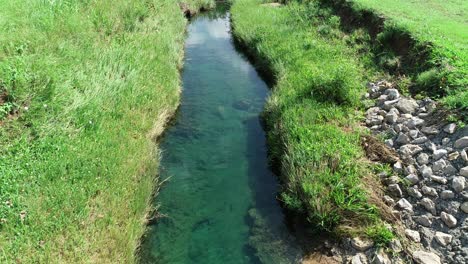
[364,81,468,263]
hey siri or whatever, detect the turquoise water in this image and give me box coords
[139,8,301,264]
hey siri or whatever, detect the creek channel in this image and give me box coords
[139,5,302,264]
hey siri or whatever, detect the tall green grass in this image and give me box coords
[324,0,467,111]
[0,0,212,262]
[232,0,386,234]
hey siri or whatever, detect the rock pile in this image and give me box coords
[364,81,468,263]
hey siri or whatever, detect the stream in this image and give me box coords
[139,5,302,264]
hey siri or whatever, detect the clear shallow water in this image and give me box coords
[139,8,301,264]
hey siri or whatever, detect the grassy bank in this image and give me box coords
[0,0,211,262]
[231,0,391,239]
[323,0,467,111]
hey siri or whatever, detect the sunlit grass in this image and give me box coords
[344,0,467,110]
[0,0,212,262]
[232,0,389,237]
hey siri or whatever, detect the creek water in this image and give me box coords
[139,6,301,264]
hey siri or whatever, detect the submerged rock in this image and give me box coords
[232,100,251,111]
[247,208,302,263]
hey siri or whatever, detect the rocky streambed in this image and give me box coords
[364,81,467,264]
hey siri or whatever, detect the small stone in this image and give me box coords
[407,118,425,129]
[393,162,403,174]
[460,166,468,177]
[452,176,466,193]
[461,191,468,200]
[411,137,428,144]
[400,113,413,120]
[400,144,423,156]
[378,171,388,179]
[421,126,439,135]
[426,101,437,112]
[422,186,438,197]
[377,110,387,116]
[379,171,389,178]
[385,113,398,124]
[367,115,384,126]
[442,138,451,145]
[351,237,374,251]
[413,121,426,131]
[383,99,400,111]
[378,94,389,103]
[430,175,447,184]
[425,141,437,152]
[351,254,366,264]
[420,197,437,214]
[454,137,468,149]
[385,88,400,100]
[409,129,419,139]
[445,201,460,215]
[366,107,380,116]
[405,165,417,175]
[443,123,456,134]
[396,133,410,144]
[367,116,382,125]
[389,184,403,197]
[460,202,468,213]
[394,123,403,133]
[397,198,413,211]
[405,229,421,242]
[384,139,394,147]
[441,190,455,199]
[420,165,433,178]
[461,149,468,162]
[405,174,419,185]
[448,152,459,160]
[417,153,430,165]
[388,107,399,115]
[415,215,432,227]
[433,149,448,160]
[434,232,452,246]
[412,251,441,264]
[389,239,402,253]
[373,249,391,264]
[443,165,458,176]
[408,187,422,198]
[386,176,400,185]
[440,212,457,228]
[432,159,446,172]
[396,98,418,114]
[383,195,395,206]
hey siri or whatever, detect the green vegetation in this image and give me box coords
[0,0,212,262]
[366,225,395,247]
[232,0,391,238]
[328,0,467,110]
